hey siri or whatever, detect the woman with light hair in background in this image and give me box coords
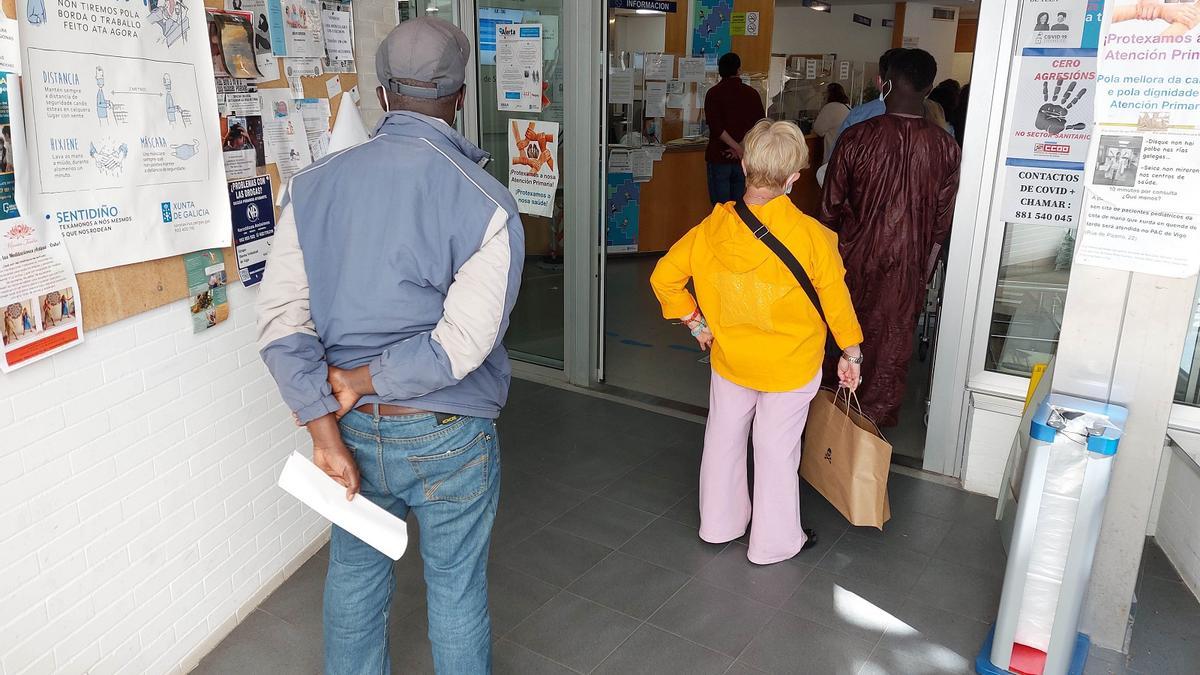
[651,120,864,565]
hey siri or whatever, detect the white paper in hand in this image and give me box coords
[278,452,408,560]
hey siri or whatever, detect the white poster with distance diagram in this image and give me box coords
[17,0,231,273]
[507,119,558,217]
[0,74,84,372]
[1074,0,1200,277]
[1001,49,1095,227]
[496,23,542,113]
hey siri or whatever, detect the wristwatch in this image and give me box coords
[841,351,864,364]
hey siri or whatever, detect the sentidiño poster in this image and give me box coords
[18,0,232,272]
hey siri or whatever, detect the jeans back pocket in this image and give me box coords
[407,430,493,504]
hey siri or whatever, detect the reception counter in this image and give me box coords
[633,135,825,253]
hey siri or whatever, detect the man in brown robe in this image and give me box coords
[819,48,961,427]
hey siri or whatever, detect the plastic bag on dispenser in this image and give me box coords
[1015,573,1063,652]
[1043,436,1088,497]
[1026,492,1080,582]
[1013,441,1087,653]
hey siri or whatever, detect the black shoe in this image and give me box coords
[802,529,818,551]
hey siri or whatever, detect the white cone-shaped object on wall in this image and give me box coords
[328,92,368,152]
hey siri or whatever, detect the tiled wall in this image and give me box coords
[353,0,394,130]
[1155,444,1200,600]
[0,283,327,674]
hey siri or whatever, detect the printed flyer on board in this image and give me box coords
[1075,0,1200,276]
[496,23,542,113]
[267,0,325,58]
[17,0,232,273]
[225,0,278,78]
[260,87,312,184]
[0,5,18,74]
[507,119,558,217]
[185,248,229,332]
[0,74,84,372]
[229,175,275,286]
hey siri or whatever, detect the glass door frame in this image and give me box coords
[456,0,603,388]
[925,0,1026,477]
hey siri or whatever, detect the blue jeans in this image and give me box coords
[324,411,501,675]
[707,162,746,205]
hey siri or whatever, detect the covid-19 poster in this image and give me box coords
[999,0,1101,228]
[18,0,232,272]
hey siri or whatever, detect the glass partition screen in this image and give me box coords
[474,2,567,368]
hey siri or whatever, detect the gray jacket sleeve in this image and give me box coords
[367,204,525,400]
[257,204,340,424]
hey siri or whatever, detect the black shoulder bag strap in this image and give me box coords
[733,200,828,327]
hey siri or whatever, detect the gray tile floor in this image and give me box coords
[195,380,1199,675]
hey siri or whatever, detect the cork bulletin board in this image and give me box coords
[77,0,360,330]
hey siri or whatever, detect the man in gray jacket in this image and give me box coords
[257,18,523,675]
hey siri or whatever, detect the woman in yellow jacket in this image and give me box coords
[651,120,865,565]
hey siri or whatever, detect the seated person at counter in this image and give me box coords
[703,52,766,205]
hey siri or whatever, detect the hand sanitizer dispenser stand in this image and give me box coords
[977,394,1127,675]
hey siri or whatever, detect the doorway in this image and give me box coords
[595,2,983,473]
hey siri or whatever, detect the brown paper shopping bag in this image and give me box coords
[800,388,892,529]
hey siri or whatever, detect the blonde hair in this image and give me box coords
[741,120,810,189]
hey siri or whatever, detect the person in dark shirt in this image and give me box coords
[703,52,766,205]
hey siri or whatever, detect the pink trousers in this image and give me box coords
[699,371,820,565]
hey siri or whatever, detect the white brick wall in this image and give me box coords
[1155,443,1200,601]
[0,283,329,675]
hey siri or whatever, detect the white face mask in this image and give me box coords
[879,79,893,102]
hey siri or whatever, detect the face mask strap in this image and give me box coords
[880,80,893,101]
